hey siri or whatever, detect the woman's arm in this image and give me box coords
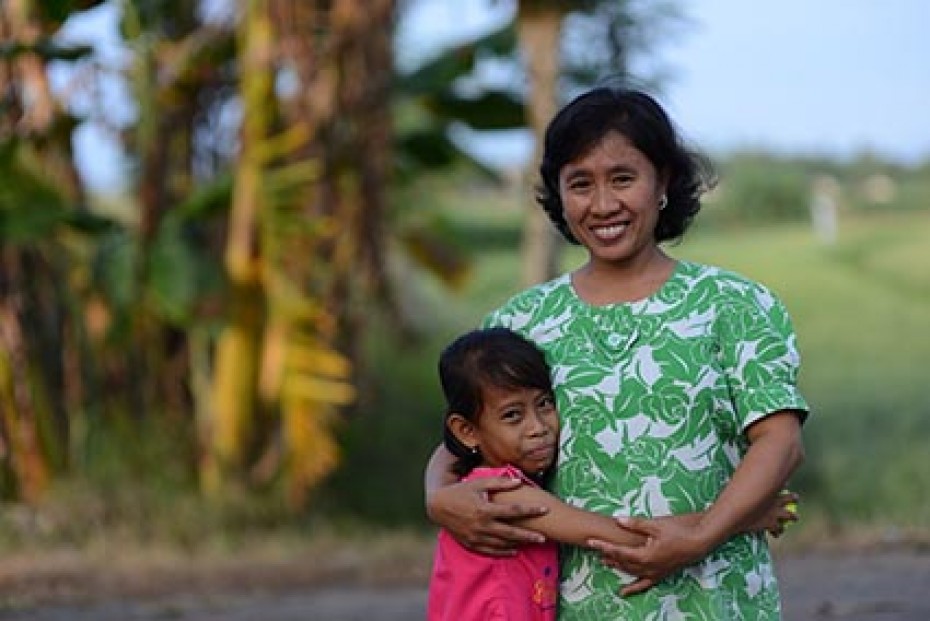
[588,410,804,594]
[424,444,549,556]
[694,410,804,546]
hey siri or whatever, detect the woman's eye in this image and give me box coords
[612,174,634,186]
[538,395,556,410]
[567,178,592,192]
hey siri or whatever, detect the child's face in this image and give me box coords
[470,384,559,476]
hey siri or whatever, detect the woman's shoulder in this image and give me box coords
[482,274,573,328]
[679,260,783,302]
[506,274,572,305]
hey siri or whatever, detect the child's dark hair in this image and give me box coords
[439,327,554,477]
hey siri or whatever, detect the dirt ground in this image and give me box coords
[1,541,929,621]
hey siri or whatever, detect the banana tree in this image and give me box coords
[202,0,365,507]
[0,0,108,501]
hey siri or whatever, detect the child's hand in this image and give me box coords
[746,489,799,537]
[427,476,549,556]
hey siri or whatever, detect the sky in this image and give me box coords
[57,0,930,192]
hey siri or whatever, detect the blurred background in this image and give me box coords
[1,0,928,611]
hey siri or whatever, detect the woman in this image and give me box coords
[425,86,808,619]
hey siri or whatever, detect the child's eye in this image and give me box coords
[501,409,522,422]
[537,395,556,410]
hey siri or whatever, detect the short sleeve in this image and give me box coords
[465,465,537,486]
[717,283,809,431]
[480,311,498,329]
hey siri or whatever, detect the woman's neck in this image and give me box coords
[573,247,675,306]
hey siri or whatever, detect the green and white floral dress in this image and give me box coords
[483,260,809,621]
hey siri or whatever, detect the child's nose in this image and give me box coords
[527,412,551,435]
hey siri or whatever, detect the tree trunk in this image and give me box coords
[517,3,563,286]
[0,0,93,497]
[0,251,51,503]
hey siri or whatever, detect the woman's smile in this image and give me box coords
[591,222,630,242]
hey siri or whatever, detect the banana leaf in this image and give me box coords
[0,40,93,61]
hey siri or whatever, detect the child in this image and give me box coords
[426,328,648,620]
[427,327,796,621]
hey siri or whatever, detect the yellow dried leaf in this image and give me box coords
[284,376,356,406]
[287,346,351,379]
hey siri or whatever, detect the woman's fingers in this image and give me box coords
[595,517,705,582]
[587,539,644,573]
[620,577,657,597]
[466,524,545,556]
[466,536,520,557]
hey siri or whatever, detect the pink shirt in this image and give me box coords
[427,465,558,621]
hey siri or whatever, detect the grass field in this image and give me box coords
[331,202,930,539]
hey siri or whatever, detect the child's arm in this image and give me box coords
[491,483,695,548]
[491,482,795,548]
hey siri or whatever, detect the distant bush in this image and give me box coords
[703,153,811,225]
[700,151,930,228]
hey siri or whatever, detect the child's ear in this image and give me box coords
[447,414,478,451]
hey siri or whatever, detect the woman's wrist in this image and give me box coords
[425,484,451,525]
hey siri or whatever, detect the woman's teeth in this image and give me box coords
[593,224,627,239]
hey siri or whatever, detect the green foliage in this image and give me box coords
[397,26,516,97]
[0,40,93,62]
[429,91,526,131]
[319,321,448,526]
[561,0,685,93]
[0,141,69,242]
[705,153,811,225]
[702,151,930,228]
[393,24,520,182]
[148,218,206,325]
[35,0,107,30]
[0,140,117,243]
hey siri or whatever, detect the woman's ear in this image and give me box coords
[657,172,670,200]
[446,414,478,451]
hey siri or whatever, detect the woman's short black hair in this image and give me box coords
[438,327,553,477]
[537,86,716,244]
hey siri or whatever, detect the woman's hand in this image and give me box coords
[587,515,709,596]
[426,476,550,556]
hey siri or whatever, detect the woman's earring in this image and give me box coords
[658,195,668,210]
[468,445,479,455]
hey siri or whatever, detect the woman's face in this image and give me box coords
[558,130,666,267]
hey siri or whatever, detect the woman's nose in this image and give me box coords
[591,183,616,214]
